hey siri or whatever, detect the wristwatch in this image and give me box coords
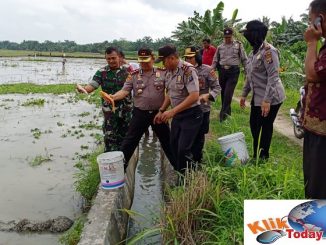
[159,108,165,113]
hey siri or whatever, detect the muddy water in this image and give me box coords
[0,57,106,85]
[0,94,101,244]
[127,132,162,244]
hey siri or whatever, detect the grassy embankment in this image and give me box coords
[148,69,304,244]
[148,100,304,245]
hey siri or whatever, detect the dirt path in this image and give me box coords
[232,97,303,147]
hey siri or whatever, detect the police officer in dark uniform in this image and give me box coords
[76,47,132,152]
[154,45,203,173]
[183,46,221,163]
[110,48,176,168]
[212,28,247,122]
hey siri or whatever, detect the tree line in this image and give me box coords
[0,1,308,61]
[0,37,176,54]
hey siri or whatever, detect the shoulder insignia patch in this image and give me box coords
[126,73,132,82]
[182,64,193,76]
[209,69,217,79]
[264,43,271,51]
[264,50,273,64]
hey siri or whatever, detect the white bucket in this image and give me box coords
[217,132,249,166]
[97,151,125,190]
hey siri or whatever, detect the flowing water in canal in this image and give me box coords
[127,131,162,244]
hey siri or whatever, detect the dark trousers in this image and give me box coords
[303,130,326,199]
[250,103,282,159]
[218,66,240,121]
[120,107,176,168]
[191,111,210,163]
[171,106,203,173]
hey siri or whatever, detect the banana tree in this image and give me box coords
[172,1,240,48]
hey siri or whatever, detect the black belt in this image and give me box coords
[134,107,158,114]
[220,65,239,70]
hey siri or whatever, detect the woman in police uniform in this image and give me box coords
[240,20,285,160]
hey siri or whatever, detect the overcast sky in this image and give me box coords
[0,0,310,44]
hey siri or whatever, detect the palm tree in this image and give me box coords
[172,1,240,48]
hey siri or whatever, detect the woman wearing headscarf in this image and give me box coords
[240,20,285,160]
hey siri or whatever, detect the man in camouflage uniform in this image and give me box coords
[212,27,247,122]
[76,47,132,152]
[184,46,221,163]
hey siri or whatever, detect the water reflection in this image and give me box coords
[127,130,162,244]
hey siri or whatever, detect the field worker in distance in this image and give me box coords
[212,27,248,122]
[302,0,326,199]
[76,46,132,152]
[109,48,176,169]
[183,46,221,163]
[240,20,285,160]
[154,45,203,174]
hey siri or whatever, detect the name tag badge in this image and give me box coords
[156,71,160,78]
[177,75,181,82]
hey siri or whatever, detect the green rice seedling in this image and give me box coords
[22,98,45,106]
[29,154,51,167]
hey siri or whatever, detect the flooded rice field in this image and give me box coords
[0,93,101,244]
[0,57,106,85]
[0,57,161,245]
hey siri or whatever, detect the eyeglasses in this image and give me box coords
[185,56,194,60]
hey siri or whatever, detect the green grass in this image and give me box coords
[74,147,103,202]
[235,71,301,118]
[29,154,52,167]
[0,83,102,106]
[203,102,303,243]
[59,215,87,245]
[0,83,75,94]
[21,98,45,106]
[0,49,103,58]
[158,100,304,244]
[0,49,138,60]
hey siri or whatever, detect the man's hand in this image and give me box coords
[240,97,246,109]
[304,21,322,43]
[261,101,271,117]
[199,94,210,103]
[76,84,88,94]
[160,109,176,123]
[153,112,163,124]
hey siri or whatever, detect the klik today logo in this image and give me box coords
[244,200,326,245]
